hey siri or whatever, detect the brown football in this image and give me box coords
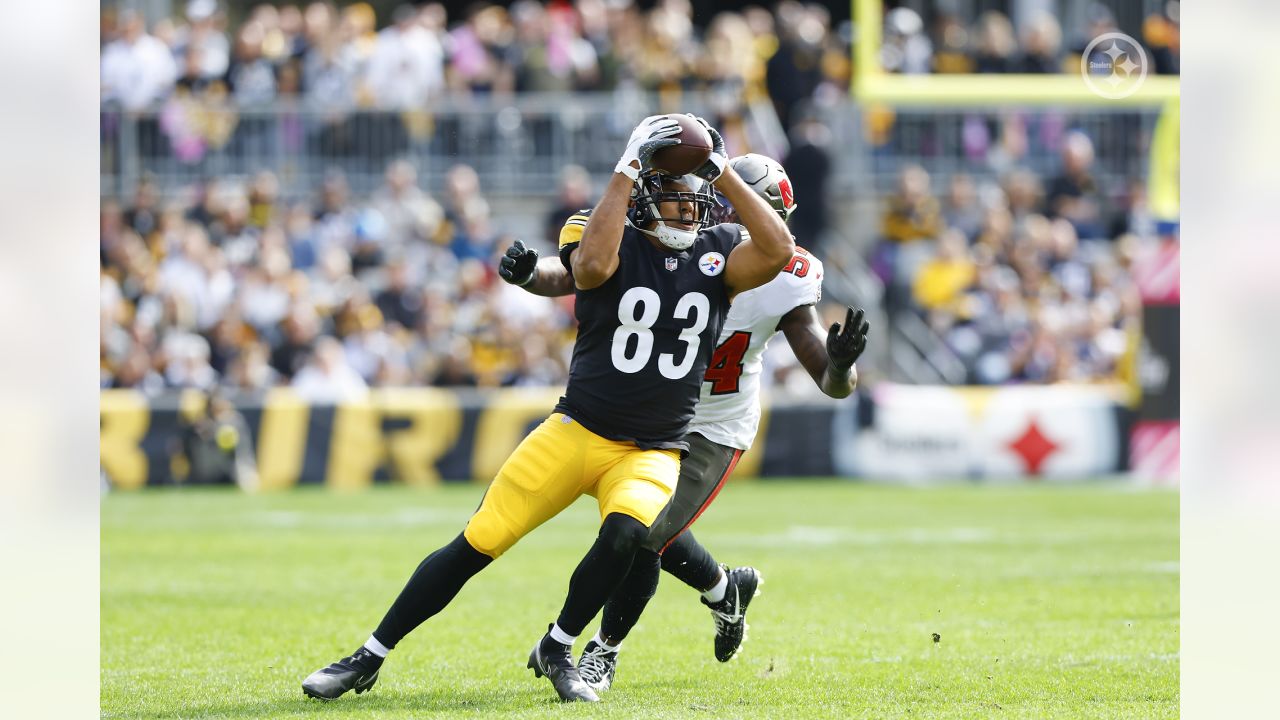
[650,114,713,176]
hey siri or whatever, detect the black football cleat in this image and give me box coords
[576,640,619,693]
[527,629,599,702]
[301,646,383,700]
[703,565,763,662]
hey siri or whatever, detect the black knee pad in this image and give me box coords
[598,513,650,558]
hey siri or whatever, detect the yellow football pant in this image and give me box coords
[463,413,680,558]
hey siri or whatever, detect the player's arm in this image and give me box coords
[778,306,870,399]
[684,116,794,296]
[571,172,631,289]
[525,257,574,296]
[715,166,795,296]
[573,115,683,289]
[497,239,575,297]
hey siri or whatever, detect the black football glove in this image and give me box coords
[826,307,869,371]
[689,114,727,183]
[498,239,538,287]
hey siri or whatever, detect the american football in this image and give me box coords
[650,113,713,176]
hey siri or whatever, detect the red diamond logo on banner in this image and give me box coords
[1007,417,1060,475]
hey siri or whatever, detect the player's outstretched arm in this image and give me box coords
[778,305,869,399]
[526,257,574,296]
[718,165,795,295]
[497,239,575,297]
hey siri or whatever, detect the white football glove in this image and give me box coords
[615,115,682,181]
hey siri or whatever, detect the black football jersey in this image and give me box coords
[556,216,743,451]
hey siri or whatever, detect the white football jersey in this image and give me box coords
[689,249,824,450]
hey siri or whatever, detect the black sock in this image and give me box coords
[554,513,649,637]
[598,548,661,646]
[660,530,722,593]
[372,533,492,649]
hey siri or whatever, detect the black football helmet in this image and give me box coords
[627,171,719,250]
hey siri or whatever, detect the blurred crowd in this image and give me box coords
[100,160,587,399]
[873,129,1149,385]
[98,0,1165,393]
[881,2,1179,76]
[100,135,1148,396]
[99,0,1180,113]
[100,0,852,131]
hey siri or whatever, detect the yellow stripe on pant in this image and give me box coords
[463,413,680,559]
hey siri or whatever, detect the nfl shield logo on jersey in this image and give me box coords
[698,252,725,276]
[665,257,678,271]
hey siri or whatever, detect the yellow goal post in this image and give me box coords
[852,0,1179,107]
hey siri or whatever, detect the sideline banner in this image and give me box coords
[100,384,1132,489]
[99,389,837,489]
[832,384,1130,482]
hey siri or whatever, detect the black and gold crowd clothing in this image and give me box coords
[557,211,743,451]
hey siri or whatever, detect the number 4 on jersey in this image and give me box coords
[704,331,752,395]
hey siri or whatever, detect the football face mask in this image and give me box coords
[629,172,718,251]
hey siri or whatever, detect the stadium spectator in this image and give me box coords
[913,228,976,314]
[765,2,826,131]
[506,0,599,93]
[171,0,230,84]
[1046,131,1106,239]
[942,173,984,240]
[374,256,425,331]
[225,20,278,105]
[1015,13,1063,74]
[365,4,445,109]
[101,10,178,110]
[543,165,593,248]
[370,159,443,248]
[971,11,1016,74]
[440,164,498,262]
[1143,10,1180,75]
[446,4,514,94]
[783,116,834,248]
[931,10,973,73]
[173,391,258,488]
[881,7,932,75]
[882,164,943,245]
[292,336,368,402]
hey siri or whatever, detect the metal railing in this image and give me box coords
[101,92,721,199]
[101,95,1158,201]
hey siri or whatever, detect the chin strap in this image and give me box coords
[641,222,696,251]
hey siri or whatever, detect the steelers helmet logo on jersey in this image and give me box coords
[699,252,725,276]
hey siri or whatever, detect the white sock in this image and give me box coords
[702,570,729,604]
[364,634,390,658]
[592,630,622,653]
[548,623,577,647]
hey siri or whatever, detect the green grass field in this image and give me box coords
[101,481,1178,719]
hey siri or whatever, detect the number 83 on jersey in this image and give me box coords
[611,287,710,380]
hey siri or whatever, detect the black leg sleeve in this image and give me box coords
[372,532,493,649]
[554,513,649,637]
[598,548,661,646]
[659,530,723,593]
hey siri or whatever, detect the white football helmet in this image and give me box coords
[727,153,797,223]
